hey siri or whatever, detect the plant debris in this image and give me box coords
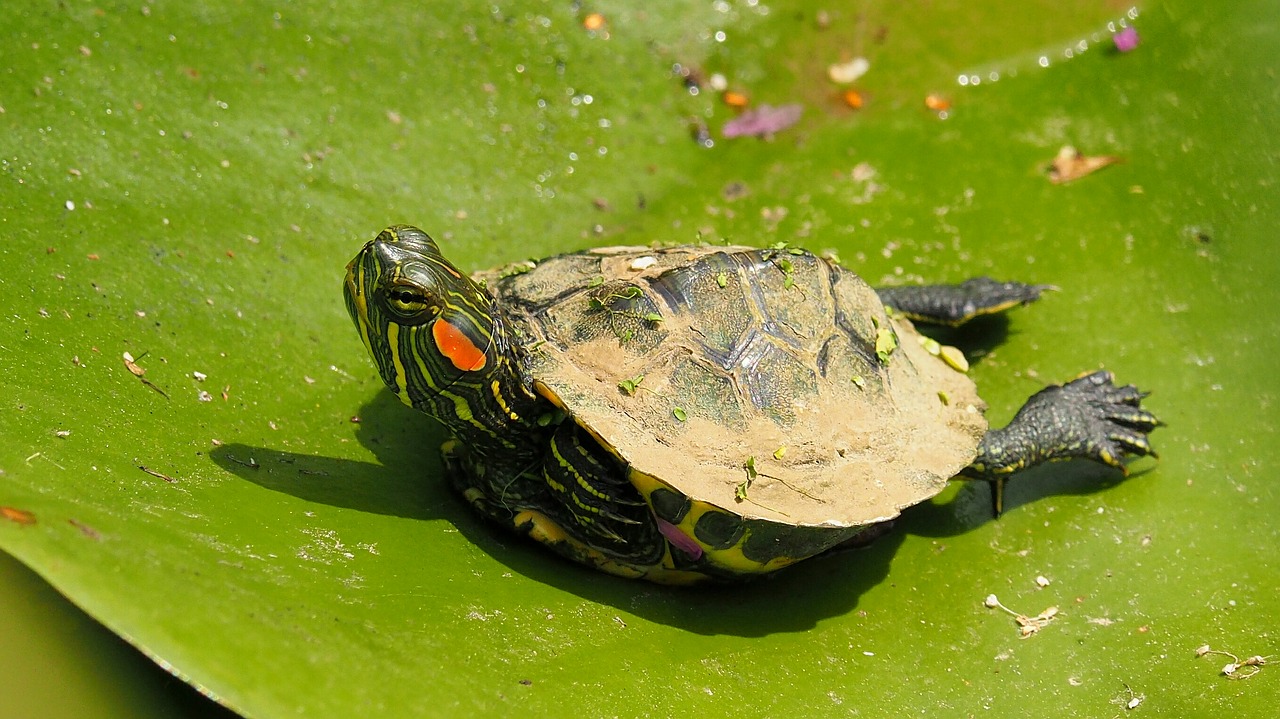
[582,12,606,33]
[139,465,176,483]
[1047,145,1122,184]
[1113,27,1140,53]
[1196,645,1270,680]
[618,375,644,395]
[827,57,870,84]
[875,326,897,363]
[924,94,951,113]
[984,593,1060,638]
[841,89,865,109]
[1,506,37,525]
[736,455,759,500]
[722,103,802,138]
[122,351,170,399]
[68,518,103,540]
[1110,683,1145,711]
[722,90,749,109]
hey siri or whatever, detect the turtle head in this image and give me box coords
[344,225,503,409]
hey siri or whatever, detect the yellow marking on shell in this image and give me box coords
[491,379,521,421]
[384,323,413,406]
[533,380,569,411]
[629,470,799,575]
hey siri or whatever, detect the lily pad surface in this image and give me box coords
[2,1,1277,716]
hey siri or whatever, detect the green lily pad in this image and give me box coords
[2,1,1278,717]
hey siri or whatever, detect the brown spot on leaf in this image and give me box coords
[2,506,37,525]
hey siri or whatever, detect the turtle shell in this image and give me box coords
[477,245,986,528]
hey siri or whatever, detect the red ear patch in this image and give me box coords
[432,318,488,371]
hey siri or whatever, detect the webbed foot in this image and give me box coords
[964,370,1162,515]
[876,278,1054,326]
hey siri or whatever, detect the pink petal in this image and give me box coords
[656,517,704,559]
[722,103,803,138]
[1113,27,1140,53]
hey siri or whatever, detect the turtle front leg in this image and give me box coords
[961,370,1161,515]
[876,278,1053,326]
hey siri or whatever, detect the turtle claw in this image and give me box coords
[1055,370,1161,470]
[1109,425,1157,460]
[970,369,1161,515]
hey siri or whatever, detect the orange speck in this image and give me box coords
[433,319,488,372]
[2,506,37,525]
[924,94,951,111]
[87,253,100,260]
[226,250,235,258]
[842,89,864,109]
[583,13,605,31]
[722,90,749,109]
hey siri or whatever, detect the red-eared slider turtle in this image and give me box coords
[344,225,1160,584]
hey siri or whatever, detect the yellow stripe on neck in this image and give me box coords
[385,323,413,406]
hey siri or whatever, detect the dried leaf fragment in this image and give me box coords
[875,327,897,363]
[139,465,176,483]
[122,351,170,398]
[1047,145,1122,184]
[122,351,146,377]
[984,593,1060,638]
[1197,645,1270,680]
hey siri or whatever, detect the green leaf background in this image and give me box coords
[2,1,1277,716]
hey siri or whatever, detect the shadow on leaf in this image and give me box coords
[211,382,1155,637]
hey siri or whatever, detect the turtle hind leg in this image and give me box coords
[961,370,1162,515]
[875,278,1054,326]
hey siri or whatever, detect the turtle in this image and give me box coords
[343,225,1160,584]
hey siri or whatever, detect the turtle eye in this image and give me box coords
[384,287,438,319]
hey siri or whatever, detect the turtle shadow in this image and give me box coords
[904,460,1160,541]
[476,522,909,638]
[210,391,455,522]
[211,388,1155,638]
[916,313,1013,360]
[211,391,913,637]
